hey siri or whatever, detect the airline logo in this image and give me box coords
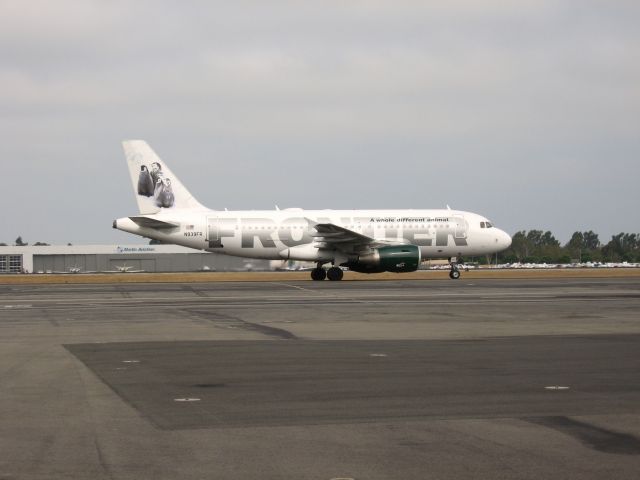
[207,216,468,249]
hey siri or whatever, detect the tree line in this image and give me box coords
[0,236,66,247]
[496,230,640,264]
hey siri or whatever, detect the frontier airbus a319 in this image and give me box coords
[113,140,512,281]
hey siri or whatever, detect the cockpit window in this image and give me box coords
[486,222,493,228]
[480,222,486,228]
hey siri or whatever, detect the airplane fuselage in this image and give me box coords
[115,208,511,262]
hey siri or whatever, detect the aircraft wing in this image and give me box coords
[309,219,408,252]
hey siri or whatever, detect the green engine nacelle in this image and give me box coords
[346,245,421,273]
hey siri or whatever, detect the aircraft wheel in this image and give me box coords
[327,267,344,281]
[311,268,327,281]
[449,269,461,280]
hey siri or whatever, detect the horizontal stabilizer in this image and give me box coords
[129,216,179,229]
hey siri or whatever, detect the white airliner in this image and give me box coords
[113,141,512,281]
[102,263,145,273]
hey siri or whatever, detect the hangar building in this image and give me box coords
[0,245,268,274]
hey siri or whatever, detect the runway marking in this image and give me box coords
[274,282,318,293]
[122,360,140,363]
[544,386,570,390]
[369,353,388,357]
[271,282,362,300]
[174,398,201,402]
[270,282,373,305]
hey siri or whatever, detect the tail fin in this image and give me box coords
[123,140,205,214]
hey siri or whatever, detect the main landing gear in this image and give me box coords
[449,257,463,280]
[310,265,344,281]
[310,267,326,281]
[327,266,344,281]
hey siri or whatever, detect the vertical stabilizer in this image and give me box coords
[123,140,205,214]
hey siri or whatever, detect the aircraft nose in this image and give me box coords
[499,229,512,250]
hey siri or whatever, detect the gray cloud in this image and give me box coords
[1,0,639,245]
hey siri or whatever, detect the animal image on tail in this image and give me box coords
[154,177,175,208]
[124,141,198,214]
[137,165,154,197]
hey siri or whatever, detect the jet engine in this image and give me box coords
[345,245,421,273]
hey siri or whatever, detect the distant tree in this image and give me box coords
[541,245,564,263]
[567,231,600,250]
[510,231,530,261]
[602,233,639,262]
[567,231,584,248]
[581,252,593,262]
[33,242,50,246]
[558,254,572,264]
[566,231,600,261]
[525,230,544,248]
[566,231,584,259]
[526,230,559,248]
[67,243,72,246]
[582,231,600,250]
[15,236,27,246]
[602,235,620,261]
[0,243,7,246]
[542,231,560,247]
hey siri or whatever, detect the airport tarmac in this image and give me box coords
[1,278,640,479]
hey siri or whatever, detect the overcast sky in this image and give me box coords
[1,0,638,245]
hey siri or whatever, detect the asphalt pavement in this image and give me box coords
[1,278,639,479]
